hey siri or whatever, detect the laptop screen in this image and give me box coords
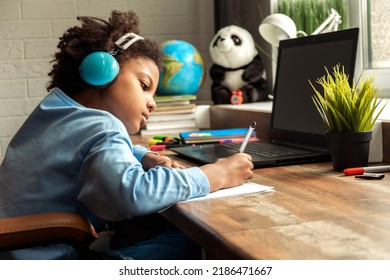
[270,28,359,147]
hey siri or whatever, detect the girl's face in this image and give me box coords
[99,58,159,134]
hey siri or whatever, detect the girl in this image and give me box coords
[0,10,253,260]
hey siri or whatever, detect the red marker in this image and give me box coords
[150,143,194,151]
[343,165,390,175]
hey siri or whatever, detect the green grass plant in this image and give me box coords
[310,64,388,133]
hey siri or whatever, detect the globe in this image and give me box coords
[157,40,205,96]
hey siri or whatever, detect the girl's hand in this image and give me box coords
[200,153,254,192]
[141,152,185,170]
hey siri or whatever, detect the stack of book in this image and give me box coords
[140,95,199,136]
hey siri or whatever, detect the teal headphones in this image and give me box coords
[79,32,144,87]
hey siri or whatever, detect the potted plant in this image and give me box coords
[310,64,388,171]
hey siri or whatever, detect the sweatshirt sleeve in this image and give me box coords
[132,143,155,162]
[77,131,210,221]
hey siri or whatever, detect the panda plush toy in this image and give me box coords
[209,25,269,104]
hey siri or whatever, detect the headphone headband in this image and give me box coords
[110,32,144,55]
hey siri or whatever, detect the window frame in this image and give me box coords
[349,0,390,97]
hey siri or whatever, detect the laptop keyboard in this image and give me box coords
[225,141,311,158]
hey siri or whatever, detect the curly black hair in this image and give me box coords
[47,10,163,97]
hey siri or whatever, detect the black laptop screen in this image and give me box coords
[270,28,359,146]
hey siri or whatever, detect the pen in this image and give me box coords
[239,121,256,153]
[219,137,259,144]
[343,165,390,175]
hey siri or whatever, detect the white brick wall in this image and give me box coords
[0,0,215,160]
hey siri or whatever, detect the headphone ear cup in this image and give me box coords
[79,51,120,87]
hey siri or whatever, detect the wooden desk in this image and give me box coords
[133,116,390,260]
[160,158,390,260]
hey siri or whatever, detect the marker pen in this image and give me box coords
[343,165,390,175]
[150,143,194,151]
[148,139,163,145]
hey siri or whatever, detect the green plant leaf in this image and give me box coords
[309,64,387,133]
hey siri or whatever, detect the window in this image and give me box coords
[273,0,390,97]
[277,0,348,35]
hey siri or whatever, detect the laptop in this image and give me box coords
[170,28,359,167]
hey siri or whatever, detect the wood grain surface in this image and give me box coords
[162,162,390,259]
